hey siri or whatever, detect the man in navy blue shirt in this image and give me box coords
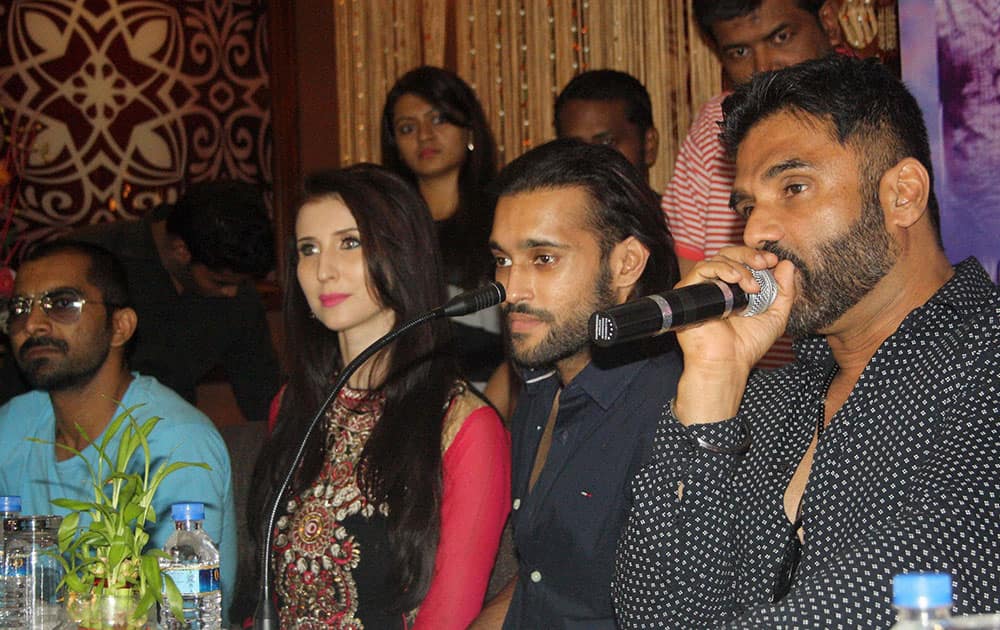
[471,139,683,629]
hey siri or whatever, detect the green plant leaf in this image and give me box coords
[61,569,88,593]
[142,460,210,513]
[57,511,80,552]
[106,540,128,572]
[49,402,210,617]
[51,497,98,513]
[134,588,157,623]
[162,572,186,621]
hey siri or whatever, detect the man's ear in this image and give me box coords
[819,0,844,48]
[110,307,137,348]
[880,157,931,229]
[644,126,660,169]
[819,0,844,47]
[610,236,650,300]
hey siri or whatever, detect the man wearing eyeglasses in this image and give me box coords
[0,240,238,621]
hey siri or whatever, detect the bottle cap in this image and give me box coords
[893,573,952,608]
[171,502,206,522]
[0,496,21,512]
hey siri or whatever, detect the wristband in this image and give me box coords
[671,398,751,454]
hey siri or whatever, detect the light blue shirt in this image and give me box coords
[0,373,237,619]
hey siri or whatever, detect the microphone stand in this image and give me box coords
[252,282,504,629]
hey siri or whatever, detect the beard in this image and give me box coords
[17,332,112,392]
[767,190,898,338]
[504,260,618,369]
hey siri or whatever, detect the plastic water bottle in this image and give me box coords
[1,515,64,629]
[890,572,953,629]
[947,614,1000,629]
[159,502,222,629]
[0,497,21,628]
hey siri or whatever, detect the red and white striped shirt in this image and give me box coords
[662,93,794,369]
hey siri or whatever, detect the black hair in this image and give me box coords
[380,66,498,290]
[720,55,942,244]
[165,180,275,276]
[247,164,458,614]
[693,0,825,43]
[554,69,655,135]
[23,240,131,309]
[492,138,678,297]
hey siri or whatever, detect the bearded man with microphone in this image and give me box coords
[613,54,1000,628]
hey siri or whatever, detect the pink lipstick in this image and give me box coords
[320,293,349,308]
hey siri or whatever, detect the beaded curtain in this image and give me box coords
[334,0,900,192]
[333,0,721,193]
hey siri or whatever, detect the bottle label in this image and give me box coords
[162,565,220,595]
[4,556,26,577]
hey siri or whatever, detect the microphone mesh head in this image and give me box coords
[743,268,777,317]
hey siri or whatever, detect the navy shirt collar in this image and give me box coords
[521,354,652,412]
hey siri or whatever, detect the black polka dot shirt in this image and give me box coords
[613,259,1000,629]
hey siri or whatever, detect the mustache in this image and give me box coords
[762,242,808,273]
[19,336,68,359]
[502,302,555,323]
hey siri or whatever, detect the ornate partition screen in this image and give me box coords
[0,0,271,247]
[332,0,721,192]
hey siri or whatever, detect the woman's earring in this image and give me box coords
[467,141,475,152]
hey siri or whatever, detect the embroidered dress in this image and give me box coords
[272,382,511,629]
[274,385,393,629]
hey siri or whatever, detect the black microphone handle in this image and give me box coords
[590,268,775,347]
[252,283,505,629]
[591,281,748,346]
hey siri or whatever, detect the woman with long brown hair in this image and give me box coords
[248,164,510,628]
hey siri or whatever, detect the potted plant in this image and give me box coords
[36,404,209,629]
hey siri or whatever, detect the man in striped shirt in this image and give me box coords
[663,0,841,367]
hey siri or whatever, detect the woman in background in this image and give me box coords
[381,66,501,386]
[248,165,509,629]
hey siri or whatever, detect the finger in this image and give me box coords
[714,247,780,293]
[770,258,798,311]
[860,9,877,42]
[839,16,862,49]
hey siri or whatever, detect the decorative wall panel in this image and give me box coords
[0,0,271,248]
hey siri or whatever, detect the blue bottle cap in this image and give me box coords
[171,502,206,522]
[0,496,21,513]
[893,573,952,608]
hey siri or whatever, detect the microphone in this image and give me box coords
[435,281,506,317]
[589,268,776,347]
[253,282,505,630]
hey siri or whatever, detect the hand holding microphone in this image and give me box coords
[663,248,795,427]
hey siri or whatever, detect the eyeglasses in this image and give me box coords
[4,289,111,332]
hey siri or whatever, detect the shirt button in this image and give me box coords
[530,570,542,583]
[513,498,521,510]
